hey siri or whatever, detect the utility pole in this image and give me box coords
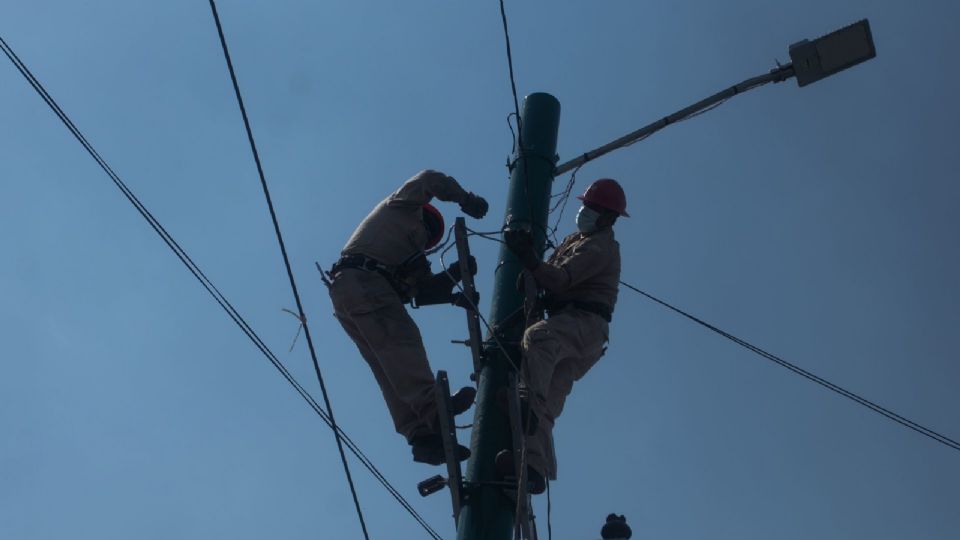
[457,92,560,540]
[455,19,875,540]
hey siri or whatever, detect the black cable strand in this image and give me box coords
[498,0,522,154]
[1,35,445,540]
[507,112,518,155]
[466,229,506,245]
[206,2,369,536]
[546,164,581,246]
[498,0,538,230]
[426,224,456,256]
[546,479,552,540]
[619,280,960,453]
[437,243,525,379]
[0,38,239,338]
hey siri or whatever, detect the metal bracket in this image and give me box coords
[454,217,484,378]
[507,149,560,172]
[506,372,537,540]
[436,370,463,524]
[417,474,447,497]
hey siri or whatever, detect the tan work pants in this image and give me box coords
[522,308,608,480]
[328,268,437,441]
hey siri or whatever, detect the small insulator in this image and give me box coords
[600,513,632,539]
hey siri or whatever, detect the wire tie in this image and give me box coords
[281,308,306,352]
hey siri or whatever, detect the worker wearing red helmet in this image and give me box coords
[327,170,488,465]
[504,178,626,491]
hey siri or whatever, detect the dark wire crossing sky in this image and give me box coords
[2,2,958,540]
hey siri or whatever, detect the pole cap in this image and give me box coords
[601,513,632,539]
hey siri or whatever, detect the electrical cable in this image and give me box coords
[426,224,457,256]
[437,243,525,379]
[619,280,960,453]
[507,112,519,155]
[466,229,507,245]
[1,33,444,540]
[546,164,582,246]
[498,0,539,237]
[206,3,369,536]
[546,479,552,540]
[498,0,522,155]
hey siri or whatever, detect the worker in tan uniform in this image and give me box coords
[326,169,489,465]
[502,178,627,492]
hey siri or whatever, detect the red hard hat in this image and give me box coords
[577,178,629,217]
[422,203,445,249]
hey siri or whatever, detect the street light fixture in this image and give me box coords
[790,19,876,87]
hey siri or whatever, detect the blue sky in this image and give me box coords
[2,1,958,539]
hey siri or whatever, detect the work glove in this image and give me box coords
[451,290,480,310]
[445,255,478,283]
[460,192,489,219]
[414,272,457,307]
[503,229,540,270]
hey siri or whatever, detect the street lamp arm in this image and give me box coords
[554,18,877,177]
[553,63,795,176]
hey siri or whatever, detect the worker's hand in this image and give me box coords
[451,290,480,310]
[446,255,477,282]
[460,192,489,219]
[504,229,540,270]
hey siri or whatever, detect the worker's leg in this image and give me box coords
[333,310,422,436]
[329,269,437,441]
[522,311,608,480]
[521,314,573,480]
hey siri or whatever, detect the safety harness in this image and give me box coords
[544,299,613,323]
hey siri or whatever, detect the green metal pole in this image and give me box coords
[457,92,560,540]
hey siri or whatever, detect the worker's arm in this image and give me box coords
[389,170,469,206]
[389,170,488,218]
[505,230,605,294]
[530,240,605,293]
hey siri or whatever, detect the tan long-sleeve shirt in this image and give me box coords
[531,228,621,311]
[341,170,468,267]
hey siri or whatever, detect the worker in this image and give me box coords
[326,169,489,465]
[502,178,627,492]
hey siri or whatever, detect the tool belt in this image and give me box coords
[545,299,613,322]
[330,254,396,276]
[330,253,423,302]
[330,253,406,295]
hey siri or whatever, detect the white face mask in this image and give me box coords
[575,205,601,233]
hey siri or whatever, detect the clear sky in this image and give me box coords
[2,1,958,539]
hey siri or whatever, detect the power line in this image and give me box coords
[206,2,369,538]
[498,0,540,241]
[0,34,445,540]
[498,0,523,151]
[619,280,960,453]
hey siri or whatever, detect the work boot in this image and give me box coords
[451,386,477,416]
[410,433,470,466]
[494,449,546,495]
